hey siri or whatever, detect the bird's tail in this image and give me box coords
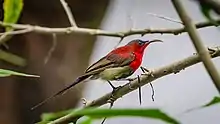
[31,74,91,110]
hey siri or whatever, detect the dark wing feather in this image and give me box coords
[85,51,135,73]
[85,57,114,73]
[106,52,135,66]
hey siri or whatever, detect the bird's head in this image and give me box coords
[127,39,162,53]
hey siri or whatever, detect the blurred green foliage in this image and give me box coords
[3,0,23,31]
[0,68,39,77]
[39,108,179,124]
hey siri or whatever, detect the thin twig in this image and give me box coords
[60,0,77,27]
[0,19,219,39]
[0,28,32,36]
[146,13,183,24]
[44,33,57,64]
[0,32,12,44]
[45,46,220,124]
[150,83,155,101]
[100,103,113,124]
[172,0,220,93]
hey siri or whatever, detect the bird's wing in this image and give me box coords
[85,52,135,73]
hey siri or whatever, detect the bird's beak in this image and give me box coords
[143,39,163,48]
[148,39,163,44]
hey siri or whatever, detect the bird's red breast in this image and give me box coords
[107,44,144,71]
[129,52,143,71]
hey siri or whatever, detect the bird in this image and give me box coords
[32,39,162,110]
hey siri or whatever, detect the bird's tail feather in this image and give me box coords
[31,74,90,110]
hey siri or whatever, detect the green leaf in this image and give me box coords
[3,0,23,31]
[203,96,220,107]
[199,2,219,26]
[184,96,220,113]
[79,117,93,124]
[41,109,75,122]
[0,69,39,77]
[40,108,179,124]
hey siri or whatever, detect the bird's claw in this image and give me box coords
[107,96,116,105]
[112,86,122,94]
[107,85,122,105]
[140,66,154,77]
[107,94,117,106]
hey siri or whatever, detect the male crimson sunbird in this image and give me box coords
[32,39,162,109]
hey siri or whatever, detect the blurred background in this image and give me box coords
[0,0,220,124]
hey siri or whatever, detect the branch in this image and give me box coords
[60,0,77,27]
[171,0,220,93]
[0,19,219,38]
[146,13,183,24]
[47,46,220,124]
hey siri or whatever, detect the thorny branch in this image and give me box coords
[0,19,219,39]
[60,0,77,27]
[44,46,220,124]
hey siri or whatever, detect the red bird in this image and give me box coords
[32,39,162,109]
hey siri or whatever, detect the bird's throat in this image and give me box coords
[129,52,143,71]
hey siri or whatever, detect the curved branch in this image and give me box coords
[47,46,220,124]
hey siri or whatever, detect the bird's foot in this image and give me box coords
[107,83,122,105]
[140,66,154,77]
[107,92,117,106]
[107,80,122,92]
[112,85,122,94]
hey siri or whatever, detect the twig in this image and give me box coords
[0,32,12,44]
[44,33,57,64]
[150,83,155,101]
[100,103,113,124]
[60,0,77,27]
[0,19,219,39]
[0,28,32,36]
[171,0,220,93]
[137,75,142,105]
[46,46,220,124]
[146,13,183,24]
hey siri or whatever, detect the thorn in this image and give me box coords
[208,47,218,56]
[140,66,145,73]
[81,98,88,106]
[120,37,124,42]
[137,75,142,105]
[101,117,107,124]
[128,82,134,90]
[208,47,216,53]
[193,53,198,55]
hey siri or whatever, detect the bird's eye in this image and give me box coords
[138,40,145,46]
